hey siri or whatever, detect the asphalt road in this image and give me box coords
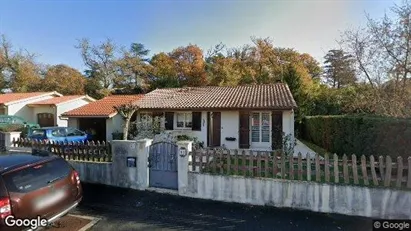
[72,183,374,231]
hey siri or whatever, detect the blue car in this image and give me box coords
[28,127,91,143]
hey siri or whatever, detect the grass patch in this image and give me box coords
[299,139,332,157]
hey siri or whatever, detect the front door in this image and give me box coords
[37,113,55,127]
[212,112,221,147]
[207,112,221,147]
[271,112,283,150]
[250,112,271,149]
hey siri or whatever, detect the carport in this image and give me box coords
[78,118,106,142]
[61,95,144,142]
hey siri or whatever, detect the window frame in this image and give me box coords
[176,112,192,129]
[51,128,67,137]
[66,128,85,137]
[250,111,271,145]
[2,158,72,193]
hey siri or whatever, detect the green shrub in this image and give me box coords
[0,124,25,132]
[302,115,411,158]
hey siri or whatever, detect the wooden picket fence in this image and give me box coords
[189,149,411,190]
[12,138,112,162]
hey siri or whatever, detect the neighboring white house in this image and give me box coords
[0,92,61,118]
[0,91,95,126]
[62,95,144,141]
[0,91,96,127]
[136,84,297,151]
[27,95,96,127]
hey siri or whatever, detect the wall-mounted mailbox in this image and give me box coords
[225,137,236,141]
[127,157,136,168]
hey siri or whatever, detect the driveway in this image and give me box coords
[72,183,373,231]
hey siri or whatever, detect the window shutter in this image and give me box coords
[207,112,211,147]
[271,111,283,150]
[165,112,174,130]
[192,112,202,131]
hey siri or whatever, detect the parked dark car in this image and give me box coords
[0,150,82,230]
[28,127,91,143]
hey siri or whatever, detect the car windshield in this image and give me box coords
[31,129,46,136]
[2,158,72,193]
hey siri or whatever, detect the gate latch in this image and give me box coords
[147,156,152,168]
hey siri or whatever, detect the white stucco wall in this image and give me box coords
[138,111,237,148]
[31,106,55,125]
[68,116,115,141]
[27,98,92,127]
[183,173,411,220]
[162,111,208,146]
[6,95,56,123]
[220,111,239,149]
[56,98,91,127]
[137,110,295,149]
[282,110,294,140]
[68,118,78,128]
[219,110,295,149]
[106,113,122,141]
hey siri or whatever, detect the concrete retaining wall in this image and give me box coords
[69,161,115,186]
[184,172,411,220]
[68,139,153,190]
[66,139,411,220]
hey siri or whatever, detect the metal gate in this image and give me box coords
[148,141,178,190]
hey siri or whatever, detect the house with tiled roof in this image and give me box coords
[61,95,144,141]
[137,83,297,150]
[0,92,95,127]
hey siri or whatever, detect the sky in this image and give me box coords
[0,0,402,73]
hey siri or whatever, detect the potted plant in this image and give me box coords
[112,131,124,140]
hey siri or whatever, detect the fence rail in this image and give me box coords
[189,149,411,189]
[12,138,112,162]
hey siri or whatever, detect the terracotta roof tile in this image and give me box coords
[0,92,54,104]
[137,84,297,110]
[62,95,144,117]
[28,95,87,105]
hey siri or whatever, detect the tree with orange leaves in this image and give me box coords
[168,44,208,87]
[42,64,86,95]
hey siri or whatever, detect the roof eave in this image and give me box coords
[26,104,56,107]
[139,106,296,111]
[61,111,117,119]
[54,95,96,106]
[108,112,118,118]
[62,115,111,119]
[3,91,63,106]
[84,95,97,102]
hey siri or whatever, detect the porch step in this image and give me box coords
[146,187,178,195]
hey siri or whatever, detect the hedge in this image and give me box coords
[0,124,25,132]
[301,115,411,158]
